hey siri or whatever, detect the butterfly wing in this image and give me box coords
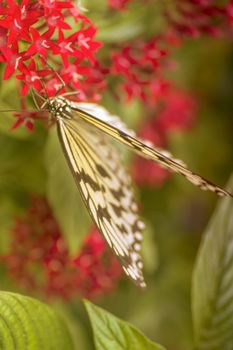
[71,102,232,198]
[57,116,146,288]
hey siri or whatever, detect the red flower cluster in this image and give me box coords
[10,95,48,131]
[132,89,197,186]
[157,89,197,131]
[109,37,168,102]
[226,0,233,25]
[0,0,102,98]
[165,0,231,37]
[1,196,122,299]
[108,0,131,10]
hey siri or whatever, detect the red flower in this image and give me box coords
[40,0,73,14]
[1,196,122,299]
[59,60,109,101]
[39,0,73,30]
[44,75,65,97]
[11,95,48,131]
[0,26,8,49]
[1,44,25,79]
[51,30,82,67]
[165,0,228,37]
[108,0,131,10]
[46,12,71,30]
[16,59,51,95]
[132,156,171,187]
[0,0,103,101]
[26,28,54,59]
[109,37,168,102]
[226,1,233,25]
[75,26,102,63]
[157,89,197,131]
[11,110,37,131]
[72,227,122,298]
[0,0,42,44]
[112,47,137,75]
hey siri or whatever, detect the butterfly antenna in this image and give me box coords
[0,107,46,113]
[61,91,80,98]
[39,55,80,99]
[30,89,41,110]
[0,109,21,112]
[40,78,49,100]
[35,59,50,100]
[31,87,49,109]
[39,55,66,96]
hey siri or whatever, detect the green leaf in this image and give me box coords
[84,300,166,350]
[0,130,46,197]
[0,291,74,350]
[0,78,32,139]
[45,128,91,255]
[0,197,15,254]
[53,302,94,350]
[192,175,233,350]
[141,220,159,274]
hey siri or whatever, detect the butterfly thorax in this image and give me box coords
[46,96,73,120]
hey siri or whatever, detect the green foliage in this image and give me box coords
[0,129,47,253]
[45,128,91,254]
[0,131,46,196]
[0,78,30,140]
[192,176,233,350]
[84,300,166,350]
[86,0,166,42]
[0,291,73,350]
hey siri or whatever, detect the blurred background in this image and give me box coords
[0,1,233,349]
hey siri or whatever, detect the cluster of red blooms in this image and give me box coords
[109,37,168,102]
[0,0,103,99]
[1,196,122,299]
[165,0,233,37]
[108,0,233,37]
[228,1,233,24]
[132,89,197,186]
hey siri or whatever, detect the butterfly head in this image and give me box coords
[46,96,73,120]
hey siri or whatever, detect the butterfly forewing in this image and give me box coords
[56,115,146,288]
[72,102,232,198]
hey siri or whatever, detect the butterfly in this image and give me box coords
[39,94,232,288]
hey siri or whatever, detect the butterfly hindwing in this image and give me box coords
[56,115,146,288]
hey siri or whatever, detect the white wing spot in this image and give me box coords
[135,232,143,241]
[131,203,138,212]
[137,261,143,269]
[134,243,141,251]
[138,221,145,230]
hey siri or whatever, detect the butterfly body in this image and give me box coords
[46,96,73,120]
[42,94,232,288]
